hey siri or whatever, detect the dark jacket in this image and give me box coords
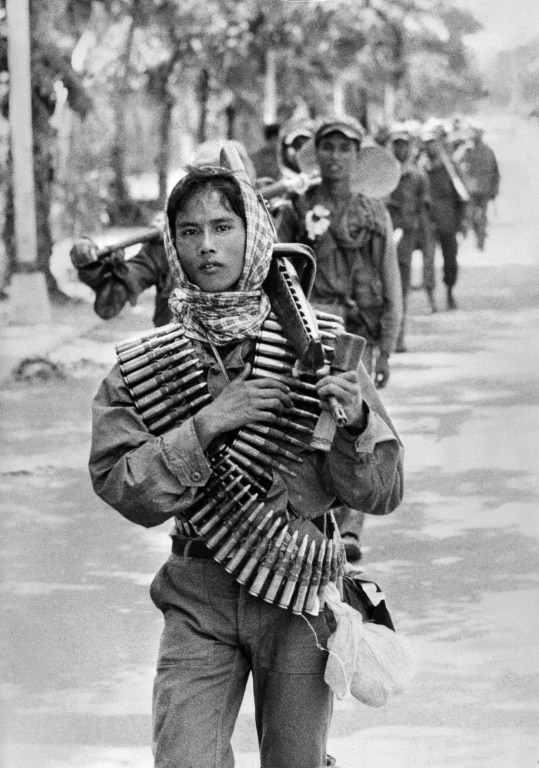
[386,162,431,233]
[78,240,173,327]
[454,140,500,199]
[277,184,402,355]
[421,158,466,235]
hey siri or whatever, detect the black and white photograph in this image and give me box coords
[1,1,538,766]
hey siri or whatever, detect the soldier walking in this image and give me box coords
[454,121,500,251]
[419,126,467,310]
[386,123,435,352]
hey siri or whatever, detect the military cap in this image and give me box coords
[314,115,365,145]
[282,119,315,146]
[389,122,411,142]
[420,118,446,142]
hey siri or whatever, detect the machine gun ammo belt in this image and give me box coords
[115,311,347,615]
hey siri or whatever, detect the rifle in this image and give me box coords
[438,141,470,203]
[220,143,326,373]
[258,139,401,202]
[70,226,162,269]
[220,143,357,429]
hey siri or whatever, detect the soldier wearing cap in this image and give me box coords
[419,124,467,310]
[386,123,435,351]
[453,121,500,251]
[279,118,315,175]
[277,115,402,389]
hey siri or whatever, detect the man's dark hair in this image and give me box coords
[167,166,246,236]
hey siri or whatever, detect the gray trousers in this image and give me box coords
[150,550,333,768]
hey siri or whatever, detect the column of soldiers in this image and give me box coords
[382,116,499,341]
[73,112,501,767]
[71,113,499,388]
[70,111,499,568]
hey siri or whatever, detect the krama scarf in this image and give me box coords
[164,167,274,346]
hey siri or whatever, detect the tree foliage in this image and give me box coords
[2,0,488,244]
[488,36,539,113]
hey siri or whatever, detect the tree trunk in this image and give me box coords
[225,102,236,139]
[263,48,277,124]
[12,1,61,296]
[383,81,395,125]
[197,68,210,144]
[108,12,138,224]
[333,75,347,117]
[157,97,173,207]
[150,49,181,209]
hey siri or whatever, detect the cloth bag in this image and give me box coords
[323,583,413,707]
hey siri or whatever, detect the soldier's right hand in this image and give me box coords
[70,237,99,268]
[193,364,293,450]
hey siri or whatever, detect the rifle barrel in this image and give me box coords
[97,226,162,258]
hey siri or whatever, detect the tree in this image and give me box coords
[0,0,91,300]
[25,0,486,248]
[403,3,484,118]
[488,36,539,113]
[335,0,485,126]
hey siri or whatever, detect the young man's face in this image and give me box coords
[316,132,360,182]
[174,189,246,292]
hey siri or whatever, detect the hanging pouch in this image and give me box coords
[322,583,414,707]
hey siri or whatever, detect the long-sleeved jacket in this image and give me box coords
[454,140,500,199]
[277,185,402,356]
[90,336,403,530]
[386,161,431,234]
[78,241,174,327]
[420,157,466,235]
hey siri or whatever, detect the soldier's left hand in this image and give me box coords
[70,237,99,268]
[374,355,390,389]
[315,371,364,427]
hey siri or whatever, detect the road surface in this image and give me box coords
[1,110,538,768]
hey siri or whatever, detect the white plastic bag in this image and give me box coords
[323,583,413,707]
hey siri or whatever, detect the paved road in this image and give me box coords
[2,243,538,768]
[2,111,538,768]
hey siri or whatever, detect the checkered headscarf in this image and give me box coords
[165,168,274,345]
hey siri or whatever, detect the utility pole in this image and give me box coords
[263,48,277,125]
[6,0,51,323]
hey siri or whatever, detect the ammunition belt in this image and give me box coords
[116,322,211,434]
[115,311,346,615]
